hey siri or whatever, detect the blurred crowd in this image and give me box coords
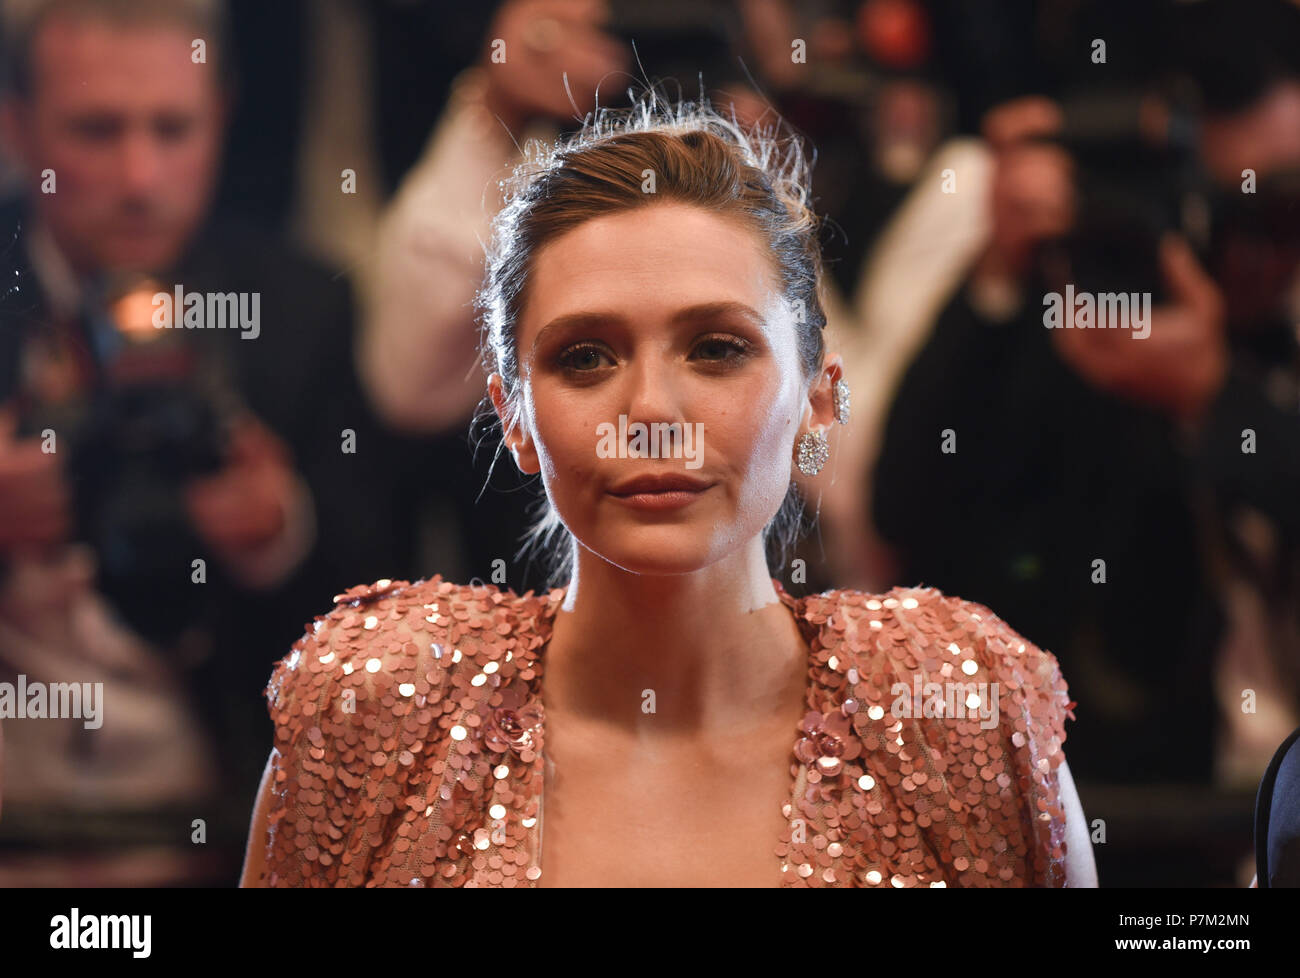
[0,0,1296,887]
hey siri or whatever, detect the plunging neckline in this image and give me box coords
[525,577,822,887]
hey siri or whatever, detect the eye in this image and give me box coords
[154,115,195,142]
[556,342,613,373]
[693,334,753,364]
[70,117,120,143]
[554,334,754,375]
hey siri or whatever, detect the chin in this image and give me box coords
[584,528,722,577]
[102,239,182,274]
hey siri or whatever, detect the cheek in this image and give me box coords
[526,385,602,485]
[710,370,800,492]
[741,400,798,493]
[40,168,105,239]
[40,149,97,197]
[172,139,219,198]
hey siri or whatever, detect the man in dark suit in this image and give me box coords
[0,0,405,884]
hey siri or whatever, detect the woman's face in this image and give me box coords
[492,201,835,576]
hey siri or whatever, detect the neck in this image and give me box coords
[541,540,810,740]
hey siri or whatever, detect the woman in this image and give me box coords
[240,97,1097,887]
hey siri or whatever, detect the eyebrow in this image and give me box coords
[529,301,767,358]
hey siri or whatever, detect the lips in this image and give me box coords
[607,473,713,496]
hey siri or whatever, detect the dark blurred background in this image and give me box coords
[0,0,1296,887]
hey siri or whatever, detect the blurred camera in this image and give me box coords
[1043,87,1300,305]
[1040,88,1208,301]
[16,275,240,646]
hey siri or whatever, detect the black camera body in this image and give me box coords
[1044,88,1300,306]
[1043,89,1210,302]
[16,300,237,646]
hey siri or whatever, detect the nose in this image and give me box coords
[117,128,164,196]
[623,350,689,447]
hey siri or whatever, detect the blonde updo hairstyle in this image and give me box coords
[474,93,828,589]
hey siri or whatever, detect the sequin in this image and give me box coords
[257,575,1075,887]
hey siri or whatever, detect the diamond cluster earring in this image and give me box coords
[794,379,850,476]
[796,430,829,476]
[833,379,850,425]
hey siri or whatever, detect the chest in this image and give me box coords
[532,729,799,888]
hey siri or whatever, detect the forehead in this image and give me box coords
[29,14,213,107]
[522,202,783,330]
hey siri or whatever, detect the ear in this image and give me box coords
[488,372,540,475]
[803,353,845,435]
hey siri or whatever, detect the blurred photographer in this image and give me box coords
[0,0,384,884]
[872,0,1300,876]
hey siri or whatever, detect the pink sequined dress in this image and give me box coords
[257,575,1075,887]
